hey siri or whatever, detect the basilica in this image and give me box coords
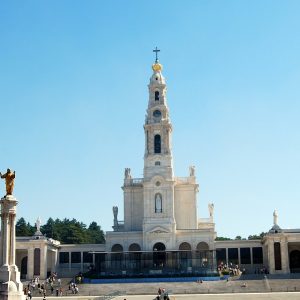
[11,56,300,280]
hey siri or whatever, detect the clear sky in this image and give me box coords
[0,1,299,239]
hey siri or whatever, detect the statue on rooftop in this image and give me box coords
[189,165,195,177]
[208,203,214,218]
[273,209,278,226]
[113,206,118,228]
[124,168,131,179]
[113,206,118,220]
[36,217,42,233]
[0,168,16,196]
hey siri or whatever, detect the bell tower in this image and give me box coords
[142,49,176,250]
[143,51,173,181]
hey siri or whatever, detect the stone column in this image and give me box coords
[211,249,217,273]
[40,245,48,279]
[9,214,16,266]
[80,252,83,272]
[53,250,58,273]
[238,248,241,267]
[69,252,71,272]
[0,195,25,300]
[1,212,9,267]
[268,241,275,274]
[27,248,34,280]
[281,240,290,274]
[250,248,254,273]
[226,248,229,266]
[92,253,95,267]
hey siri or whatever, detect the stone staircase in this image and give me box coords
[74,277,300,296]
[23,278,73,297]
[23,276,300,297]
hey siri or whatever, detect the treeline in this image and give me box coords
[16,217,105,244]
[216,232,266,241]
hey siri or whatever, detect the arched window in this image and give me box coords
[155,193,162,213]
[155,91,160,101]
[154,135,161,153]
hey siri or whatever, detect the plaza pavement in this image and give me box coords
[32,292,300,299]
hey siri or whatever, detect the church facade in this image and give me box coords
[13,58,300,280]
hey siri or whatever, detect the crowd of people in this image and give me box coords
[23,272,78,299]
[218,261,241,276]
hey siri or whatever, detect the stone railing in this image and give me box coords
[175,176,190,183]
[124,178,144,186]
[132,178,143,184]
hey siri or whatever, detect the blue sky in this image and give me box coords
[0,1,299,238]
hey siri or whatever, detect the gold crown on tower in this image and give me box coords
[152,63,163,72]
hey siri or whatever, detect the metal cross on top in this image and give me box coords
[153,47,160,63]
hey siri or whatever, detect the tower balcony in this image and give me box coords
[124,178,144,187]
[175,176,196,184]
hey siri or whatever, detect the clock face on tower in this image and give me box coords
[153,110,162,119]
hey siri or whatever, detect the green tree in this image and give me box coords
[248,232,266,240]
[215,236,231,241]
[17,217,106,244]
[16,218,35,236]
[58,218,89,244]
[87,221,105,244]
[41,218,57,239]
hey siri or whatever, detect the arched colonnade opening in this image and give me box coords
[97,241,215,277]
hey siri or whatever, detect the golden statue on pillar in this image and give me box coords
[0,168,16,196]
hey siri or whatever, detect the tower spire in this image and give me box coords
[153,47,160,63]
[144,50,173,181]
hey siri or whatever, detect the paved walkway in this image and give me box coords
[32,292,300,300]
[114,292,300,300]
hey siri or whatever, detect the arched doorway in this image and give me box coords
[196,242,209,268]
[21,256,28,279]
[290,250,300,272]
[153,242,166,268]
[111,244,123,271]
[179,242,192,270]
[128,243,141,270]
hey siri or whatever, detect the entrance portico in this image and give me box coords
[263,229,300,274]
[16,236,59,280]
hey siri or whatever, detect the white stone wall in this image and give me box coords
[174,182,198,229]
[124,186,143,231]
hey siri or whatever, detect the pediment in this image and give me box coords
[148,226,169,234]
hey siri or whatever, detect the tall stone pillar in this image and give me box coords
[26,248,34,280]
[268,240,275,274]
[281,240,290,274]
[80,252,83,272]
[52,250,58,274]
[40,245,48,279]
[0,195,25,300]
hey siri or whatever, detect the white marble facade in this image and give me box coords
[105,61,216,254]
